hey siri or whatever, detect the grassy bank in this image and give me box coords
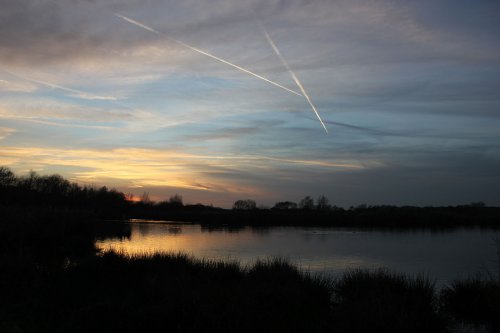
[1,251,332,333]
[1,245,499,332]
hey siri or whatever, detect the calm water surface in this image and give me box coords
[96,220,500,285]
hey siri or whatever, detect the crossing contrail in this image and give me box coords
[114,13,302,97]
[264,30,328,134]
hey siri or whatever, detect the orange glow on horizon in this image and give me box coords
[0,145,372,206]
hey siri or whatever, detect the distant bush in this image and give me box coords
[272,201,297,210]
[0,166,15,186]
[316,195,331,210]
[298,195,315,210]
[233,199,257,210]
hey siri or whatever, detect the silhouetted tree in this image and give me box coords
[169,194,183,207]
[37,174,71,196]
[272,201,298,210]
[298,196,314,210]
[0,166,16,187]
[0,167,129,211]
[18,170,38,191]
[140,192,153,205]
[316,195,331,211]
[356,204,368,210]
[233,199,257,210]
[125,193,135,202]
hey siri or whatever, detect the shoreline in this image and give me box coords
[2,248,499,332]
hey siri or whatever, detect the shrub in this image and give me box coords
[441,276,500,331]
[332,269,444,333]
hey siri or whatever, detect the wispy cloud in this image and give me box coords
[0,127,15,141]
[2,69,118,101]
[0,146,366,195]
[0,78,37,93]
[0,99,134,124]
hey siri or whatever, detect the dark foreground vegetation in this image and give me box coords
[1,207,499,332]
[1,167,500,332]
[2,251,499,332]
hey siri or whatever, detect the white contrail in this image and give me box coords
[2,68,144,118]
[114,13,302,97]
[2,69,117,101]
[264,30,328,134]
[114,13,162,35]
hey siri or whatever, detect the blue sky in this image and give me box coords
[1,0,499,207]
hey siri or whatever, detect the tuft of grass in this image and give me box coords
[332,268,444,333]
[441,276,500,332]
[244,258,334,332]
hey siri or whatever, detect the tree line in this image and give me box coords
[0,166,342,213]
[1,166,497,227]
[233,195,338,211]
[0,166,127,212]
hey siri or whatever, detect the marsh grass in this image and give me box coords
[3,243,500,333]
[1,232,336,333]
[331,268,444,333]
[441,276,500,332]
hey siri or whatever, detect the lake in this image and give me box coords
[96,220,500,285]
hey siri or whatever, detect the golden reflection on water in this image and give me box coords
[96,222,265,264]
[95,221,377,271]
[96,221,500,283]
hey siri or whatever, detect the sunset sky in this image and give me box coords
[1,0,499,207]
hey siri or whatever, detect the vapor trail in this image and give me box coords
[114,13,161,35]
[264,30,328,133]
[114,13,302,97]
[2,68,146,120]
[2,69,117,101]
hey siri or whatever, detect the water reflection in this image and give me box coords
[200,224,247,233]
[95,221,131,241]
[95,220,500,285]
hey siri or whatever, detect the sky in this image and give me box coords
[1,0,500,207]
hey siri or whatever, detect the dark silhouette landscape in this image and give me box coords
[2,167,499,228]
[1,167,500,332]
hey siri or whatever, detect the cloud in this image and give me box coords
[0,98,136,123]
[2,139,499,207]
[0,1,97,65]
[1,0,500,207]
[2,0,499,70]
[0,127,15,141]
[2,68,118,100]
[0,78,37,92]
[182,126,267,142]
[0,145,367,198]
